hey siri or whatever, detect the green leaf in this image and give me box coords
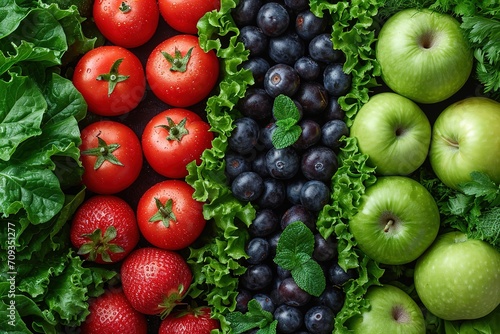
[0,75,45,161]
[273,94,300,121]
[276,221,315,256]
[291,260,326,297]
[226,299,275,333]
[271,125,302,149]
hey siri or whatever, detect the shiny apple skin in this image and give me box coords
[429,97,500,190]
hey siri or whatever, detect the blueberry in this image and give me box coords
[232,0,262,27]
[231,171,264,202]
[321,119,349,149]
[245,237,270,264]
[256,177,286,209]
[265,147,300,180]
[304,305,335,334]
[286,177,307,205]
[274,304,303,333]
[309,33,343,63]
[238,25,268,56]
[253,293,275,313]
[313,233,337,262]
[278,277,312,307]
[258,122,277,151]
[241,264,274,291]
[284,0,308,11]
[225,153,251,180]
[250,209,279,237]
[264,64,301,98]
[295,10,327,41]
[323,97,345,121]
[228,117,260,154]
[235,289,253,312]
[300,180,330,212]
[251,151,270,177]
[294,81,329,116]
[238,87,274,121]
[294,56,321,81]
[292,119,321,151]
[256,2,290,37]
[280,204,316,231]
[314,285,345,314]
[241,57,270,86]
[323,63,352,97]
[269,32,305,65]
[328,262,357,286]
[301,146,338,182]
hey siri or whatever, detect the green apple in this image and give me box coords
[414,231,500,321]
[376,8,473,104]
[350,92,431,176]
[429,97,500,190]
[347,284,425,334]
[349,176,440,265]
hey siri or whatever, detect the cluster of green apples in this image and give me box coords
[345,8,500,333]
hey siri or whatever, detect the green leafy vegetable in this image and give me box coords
[274,221,326,297]
[0,1,116,333]
[226,299,277,334]
[270,94,302,149]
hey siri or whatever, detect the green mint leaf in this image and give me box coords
[273,94,300,121]
[274,249,302,270]
[271,125,302,149]
[226,299,275,333]
[276,221,315,256]
[275,118,297,130]
[257,320,278,334]
[291,260,326,297]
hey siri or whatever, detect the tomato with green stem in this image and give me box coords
[136,180,206,250]
[73,45,146,116]
[70,195,140,264]
[93,0,159,48]
[80,120,143,195]
[146,34,220,107]
[141,108,213,179]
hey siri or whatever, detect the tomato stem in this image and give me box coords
[96,58,130,96]
[149,198,177,227]
[119,1,131,13]
[155,117,189,141]
[161,47,194,73]
[81,136,124,169]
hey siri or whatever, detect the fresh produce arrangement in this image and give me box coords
[1,0,500,333]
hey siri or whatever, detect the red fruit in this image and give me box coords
[80,288,147,334]
[121,247,192,316]
[159,307,220,334]
[70,195,140,263]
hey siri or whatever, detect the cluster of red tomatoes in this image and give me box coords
[68,0,222,332]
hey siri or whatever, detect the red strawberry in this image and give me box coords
[80,288,147,334]
[120,247,192,316]
[70,195,140,263]
[159,307,220,334]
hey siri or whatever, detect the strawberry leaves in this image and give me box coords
[78,226,125,263]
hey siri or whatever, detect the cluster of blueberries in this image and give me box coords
[226,0,356,332]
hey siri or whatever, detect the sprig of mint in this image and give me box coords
[274,221,326,297]
[271,94,302,149]
[226,299,278,334]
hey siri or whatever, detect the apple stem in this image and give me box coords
[384,219,394,233]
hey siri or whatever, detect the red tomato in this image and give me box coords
[146,34,220,107]
[93,0,159,48]
[141,108,213,178]
[158,0,220,34]
[136,180,205,250]
[70,195,140,264]
[73,46,146,116]
[80,120,143,194]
